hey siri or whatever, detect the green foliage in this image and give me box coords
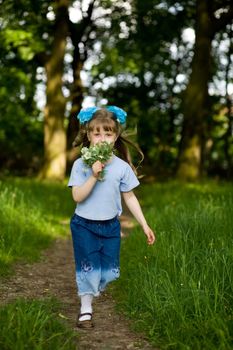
[0,92,43,174]
[2,29,44,61]
[91,0,193,172]
[113,181,233,349]
[0,177,74,276]
[0,298,77,350]
[0,0,232,177]
[0,15,43,173]
[0,0,53,174]
[91,0,233,177]
[206,103,233,176]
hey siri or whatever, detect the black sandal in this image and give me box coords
[76,312,94,329]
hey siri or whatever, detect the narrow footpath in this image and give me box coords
[0,216,157,350]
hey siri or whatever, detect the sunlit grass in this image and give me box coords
[114,181,233,349]
[0,177,74,276]
[1,176,233,348]
[0,298,77,350]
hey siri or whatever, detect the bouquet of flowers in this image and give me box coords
[81,142,114,180]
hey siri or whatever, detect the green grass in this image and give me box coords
[0,177,74,276]
[113,181,233,350]
[1,176,233,349]
[0,298,77,350]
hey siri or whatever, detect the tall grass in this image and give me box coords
[0,177,74,276]
[1,177,233,348]
[0,298,77,350]
[114,181,233,349]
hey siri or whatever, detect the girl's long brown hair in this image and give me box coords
[73,108,144,175]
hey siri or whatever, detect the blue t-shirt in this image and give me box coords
[68,155,139,220]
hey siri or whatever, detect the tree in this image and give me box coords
[66,0,96,164]
[1,0,232,179]
[0,0,70,179]
[176,0,233,180]
[0,0,111,178]
[0,0,44,172]
[39,0,70,180]
[90,0,192,174]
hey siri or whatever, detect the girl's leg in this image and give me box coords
[70,215,102,296]
[79,294,93,321]
[70,215,101,324]
[99,220,121,292]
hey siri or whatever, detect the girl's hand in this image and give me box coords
[143,225,156,245]
[92,160,105,178]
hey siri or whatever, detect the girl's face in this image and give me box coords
[88,125,117,146]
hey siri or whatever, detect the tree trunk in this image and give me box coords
[66,1,95,164]
[66,45,84,164]
[40,0,69,180]
[223,26,233,177]
[176,0,214,180]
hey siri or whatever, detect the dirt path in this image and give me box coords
[0,216,157,350]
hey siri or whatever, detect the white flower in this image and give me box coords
[83,152,92,160]
[81,147,88,154]
[81,141,114,180]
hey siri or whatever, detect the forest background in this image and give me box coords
[0,0,233,181]
[1,2,233,349]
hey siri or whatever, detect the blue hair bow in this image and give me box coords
[106,106,127,124]
[77,107,100,124]
[77,106,127,124]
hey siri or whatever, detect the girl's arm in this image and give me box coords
[72,160,104,203]
[72,176,97,203]
[122,191,156,245]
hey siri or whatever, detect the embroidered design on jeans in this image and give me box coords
[111,263,120,277]
[81,260,93,276]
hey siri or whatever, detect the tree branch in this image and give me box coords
[68,0,96,45]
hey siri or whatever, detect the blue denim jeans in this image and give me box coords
[70,214,121,296]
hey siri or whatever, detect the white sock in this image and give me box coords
[79,294,93,321]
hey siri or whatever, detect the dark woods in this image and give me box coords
[0,0,232,180]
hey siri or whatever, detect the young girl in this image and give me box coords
[68,106,156,329]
